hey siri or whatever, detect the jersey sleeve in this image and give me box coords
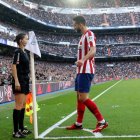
[86,31,96,48]
[13,51,20,64]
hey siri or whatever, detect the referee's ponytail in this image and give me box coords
[14,33,26,45]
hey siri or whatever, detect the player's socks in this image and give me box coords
[13,109,21,133]
[83,98,104,121]
[19,108,25,131]
[76,100,86,124]
[75,122,82,126]
[18,108,32,135]
[66,100,85,130]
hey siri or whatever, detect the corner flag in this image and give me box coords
[25,31,41,139]
[25,31,41,57]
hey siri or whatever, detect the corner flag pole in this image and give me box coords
[30,52,38,139]
[25,31,41,139]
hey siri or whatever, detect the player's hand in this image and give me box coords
[75,59,84,67]
[15,81,21,91]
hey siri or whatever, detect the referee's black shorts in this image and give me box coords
[12,75,30,95]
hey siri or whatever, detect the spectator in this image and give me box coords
[0,55,140,84]
[2,0,140,27]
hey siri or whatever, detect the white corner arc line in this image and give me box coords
[38,80,122,138]
[57,126,103,137]
[43,135,140,139]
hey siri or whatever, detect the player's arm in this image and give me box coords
[12,65,19,84]
[82,46,96,62]
[76,47,96,67]
[12,52,20,88]
[76,33,96,67]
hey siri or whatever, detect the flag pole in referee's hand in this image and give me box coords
[25,31,41,139]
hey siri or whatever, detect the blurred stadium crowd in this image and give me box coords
[0,0,140,86]
[40,44,140,57]
[0,22,140,57]
[27,0,140,8]
[0,55,140,86]
[2,0,140,27]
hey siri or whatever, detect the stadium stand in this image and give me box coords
[0,55,140,85]
[0,0,140,85]
[2,0,140,27]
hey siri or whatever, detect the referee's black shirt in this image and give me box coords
[13,48,29,79]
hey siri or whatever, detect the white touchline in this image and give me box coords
[38,80,122,139]
[43,135,140,139]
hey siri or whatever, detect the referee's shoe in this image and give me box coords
[20,128,32,135]
[13,131,26,138]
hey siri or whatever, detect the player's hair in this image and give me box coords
[14,33,26,45]
[73,16,86,25]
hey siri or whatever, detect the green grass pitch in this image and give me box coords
[0,79,140,140]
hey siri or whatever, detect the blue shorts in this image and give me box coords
[75,73,94,93]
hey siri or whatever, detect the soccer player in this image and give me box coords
[66,16,108,132]
[12,33,32,138]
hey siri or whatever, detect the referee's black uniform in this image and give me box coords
[12,48,30,94]
[12,33,32,138]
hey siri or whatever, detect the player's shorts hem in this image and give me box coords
[13,92,29,95]
[12,83,29,95]
[75,89,90,93]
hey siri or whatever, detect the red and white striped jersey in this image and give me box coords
[77,30,96,74]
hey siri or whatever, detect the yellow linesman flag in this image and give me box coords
[25,92,40,124]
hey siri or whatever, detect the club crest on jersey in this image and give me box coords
[88,36,93,41]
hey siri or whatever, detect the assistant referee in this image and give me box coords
[12,33,31,138]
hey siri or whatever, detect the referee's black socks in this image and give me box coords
[19,108,25,131]
[13,109,21,133]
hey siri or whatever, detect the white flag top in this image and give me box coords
[25,31,41,57]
